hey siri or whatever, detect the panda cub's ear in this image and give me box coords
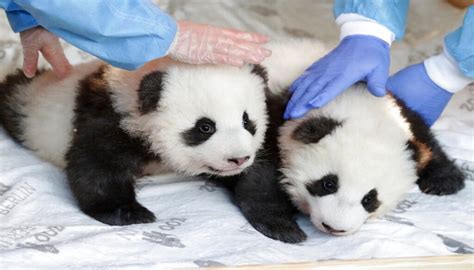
[250,64,269,85]
[292,116,342,144]
[138,71,167,115]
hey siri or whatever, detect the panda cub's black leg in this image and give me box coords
[66,136,156,225]
[65,67,157,225]
[396,97,465,196]
[226,162,307,243]
[416,151,465,196]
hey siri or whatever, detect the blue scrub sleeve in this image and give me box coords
[333,0,410,40]
[444,6,474,79]
[9,0,177,70]
[1,1,38,32]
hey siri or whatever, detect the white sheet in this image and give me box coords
[1,1,473,269]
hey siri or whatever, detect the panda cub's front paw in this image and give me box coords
[88,202,156,226]
[249,217,307,243]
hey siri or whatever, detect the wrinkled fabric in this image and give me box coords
[333,0,409,40]
[1,0,177,70]
[1,2,37,32]
[445,6,474,79]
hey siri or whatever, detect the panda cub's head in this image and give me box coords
[279,85,418,235]
[113,64,268,177]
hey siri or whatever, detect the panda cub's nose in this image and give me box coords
[227,156,250,166]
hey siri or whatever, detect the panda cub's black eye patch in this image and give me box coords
[361,189,381,213]
[306,174,339,197]
[243,111,256,135]
[181,117,216,146]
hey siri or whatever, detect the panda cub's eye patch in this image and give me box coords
[306,174,339,197]
[361,189,381,213]
[243,111,256,135]
[181,117,216,146]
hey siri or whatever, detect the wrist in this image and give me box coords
[336,14,395,46]
[166,23,179,56]
[424,48,474,93]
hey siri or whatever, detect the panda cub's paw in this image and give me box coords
[89,202,156,226]
[249,217,307,243]
[418,164,465,196]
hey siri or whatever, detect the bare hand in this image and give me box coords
[20,27,71,78]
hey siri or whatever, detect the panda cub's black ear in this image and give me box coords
[292,116,342,144]
[138,71,166,115]
[250,64,269,85]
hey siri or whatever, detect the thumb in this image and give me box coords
[366,65,389,97]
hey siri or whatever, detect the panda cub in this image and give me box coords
[265,41,466,237]
[0,59,276,227]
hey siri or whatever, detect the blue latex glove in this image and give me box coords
[284,35,390,119]
[387,63,453,127]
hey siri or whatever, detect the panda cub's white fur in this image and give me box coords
[7,62,103,167]
[2,61,267,176]
[0,58,270,226]
[278,87,417,235]
[264,39,464,236]
[106,64,268,176]
[0,38,464,241]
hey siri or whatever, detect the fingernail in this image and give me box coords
[24,70,34,78]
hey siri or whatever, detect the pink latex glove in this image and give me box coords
[168,20,271,66]
[20,26,71,78]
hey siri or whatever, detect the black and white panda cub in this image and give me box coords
[0,59,283,229]
[260,40,465,238]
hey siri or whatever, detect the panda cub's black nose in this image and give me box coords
[227,156,250,166]
[322,222,346,233]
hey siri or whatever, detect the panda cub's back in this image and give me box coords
[0,62,104,167]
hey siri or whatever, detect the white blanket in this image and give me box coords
[0,1,473,269]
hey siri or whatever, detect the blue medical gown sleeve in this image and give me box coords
[333,0,409,40]
[8,0,177,70]
[1,1,39,32]
[445,6,474,79]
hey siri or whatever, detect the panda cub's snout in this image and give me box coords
[226,156,250,167]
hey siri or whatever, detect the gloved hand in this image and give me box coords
[168,20,271,67]
[387,63,453,126]
[20,26,71,78]
[284,35,390,119]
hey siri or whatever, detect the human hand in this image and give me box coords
[387,63,453,126]
[284,35,390,119]
[168,20,271,67]
[20,26,71,78]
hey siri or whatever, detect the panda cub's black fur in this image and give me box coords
[0,39,466,243]
[0,61,304,243]
[277,83,465,236]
